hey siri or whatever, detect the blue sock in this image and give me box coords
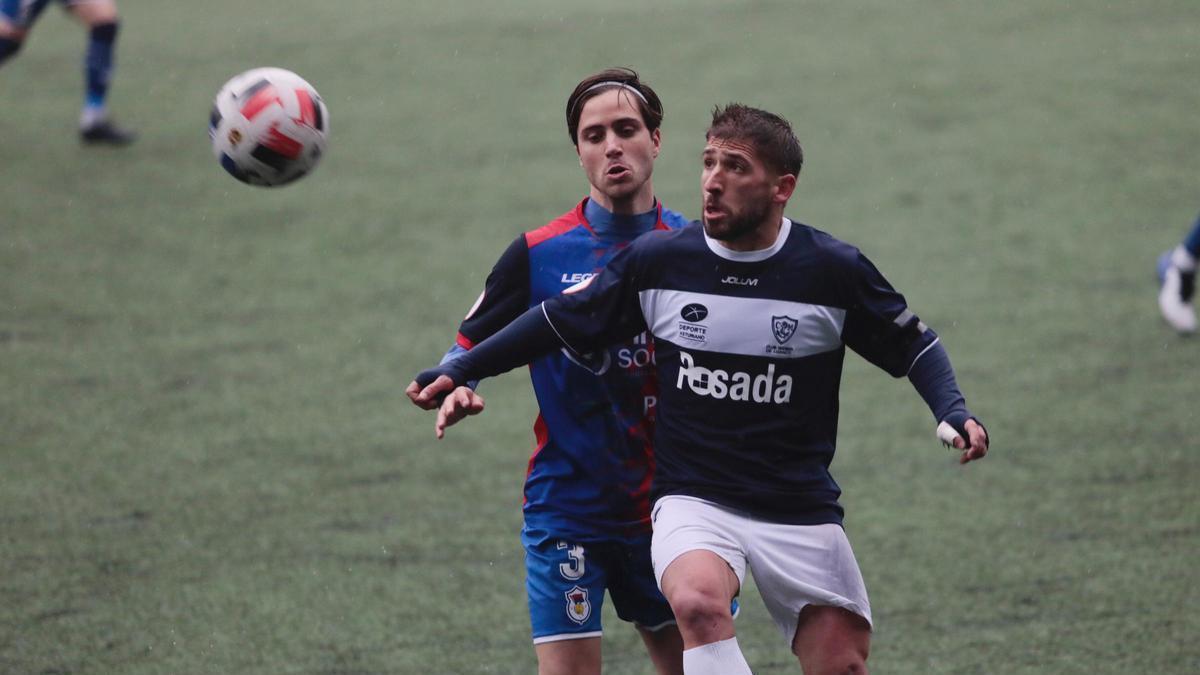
[84,22,120,114]
[1182,213,1200,259]
[0,36,22,66]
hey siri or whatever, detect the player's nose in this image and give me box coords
[703,170,722,194]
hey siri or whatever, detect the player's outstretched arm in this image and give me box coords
[406,305,565,427]
[908,341,990,464]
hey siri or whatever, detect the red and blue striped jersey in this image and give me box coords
[450,198,689,543]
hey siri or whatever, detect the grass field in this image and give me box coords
[3,1,1199,673]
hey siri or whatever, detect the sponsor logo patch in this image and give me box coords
[675,351,792,403]
[561,272,595,285]
[678,303,709,343]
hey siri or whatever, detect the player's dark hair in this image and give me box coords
[706,104,803,177]
[566,67,664,145]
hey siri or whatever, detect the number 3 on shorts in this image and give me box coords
[557,541,585,580]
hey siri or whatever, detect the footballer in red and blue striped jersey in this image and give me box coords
[442,197,688,641]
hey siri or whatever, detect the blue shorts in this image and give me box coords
[0,0,69,29]
[525,533,675,643]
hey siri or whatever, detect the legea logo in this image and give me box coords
[675,351,792,403]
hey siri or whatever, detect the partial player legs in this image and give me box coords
[658,550,751,675]
[0,15,29,65]
[791,605,871,675]
[0,10,29,65]
[67,0,135,144]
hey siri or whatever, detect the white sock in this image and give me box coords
[682,636,753,675]
[80,105,107,129]
[1171,245,1197,272]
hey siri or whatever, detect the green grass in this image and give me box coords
[3,1,1199,672]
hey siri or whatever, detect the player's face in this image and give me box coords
[575,89,661,213]
[701,137,784,245]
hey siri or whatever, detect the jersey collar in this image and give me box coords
[703,217,792,262]
[575,198,670,236]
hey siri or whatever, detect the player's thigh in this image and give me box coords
[533,636,601,675]
[650,495,748,594]
[63,0,117,25]
[791,605,870,674]
[746,521,872,645]
[526,538,608,645]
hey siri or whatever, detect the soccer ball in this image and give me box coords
[209,67,329,187]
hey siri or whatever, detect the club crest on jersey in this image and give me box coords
[772,315,799,344]
[565,586,592,624]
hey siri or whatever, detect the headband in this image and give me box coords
[569,81,651,120]
[580,81,649,104]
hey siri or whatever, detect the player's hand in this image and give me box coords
[433,386,485,439]
[405,373,457,409]
[936,416,989,464]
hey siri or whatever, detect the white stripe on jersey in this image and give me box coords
[638,289,846,358]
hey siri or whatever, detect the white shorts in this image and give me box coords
[650,495,872,643]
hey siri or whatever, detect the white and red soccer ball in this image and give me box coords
[209,67,329,187]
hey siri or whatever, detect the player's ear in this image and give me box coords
[772,172,798,204]
[650,128,662,159]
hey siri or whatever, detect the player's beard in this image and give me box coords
[702,197,771,244]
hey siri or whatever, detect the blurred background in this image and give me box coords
[2,1,1197,672]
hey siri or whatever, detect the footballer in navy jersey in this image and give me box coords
[411,103,989,673]
[542,216,938,525]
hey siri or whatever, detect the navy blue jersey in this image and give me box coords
[452,199,689,543]
[542,218,937,525]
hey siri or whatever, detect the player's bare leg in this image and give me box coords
[637,623,685,675]
[659,550,751,674]
[791,605,870,675]
[534,636,601,675]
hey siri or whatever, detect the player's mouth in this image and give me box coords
[704,201,727,221]
[606,164,631,181]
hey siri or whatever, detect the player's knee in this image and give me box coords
[667,587,733,637]
[72,0,119,26]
